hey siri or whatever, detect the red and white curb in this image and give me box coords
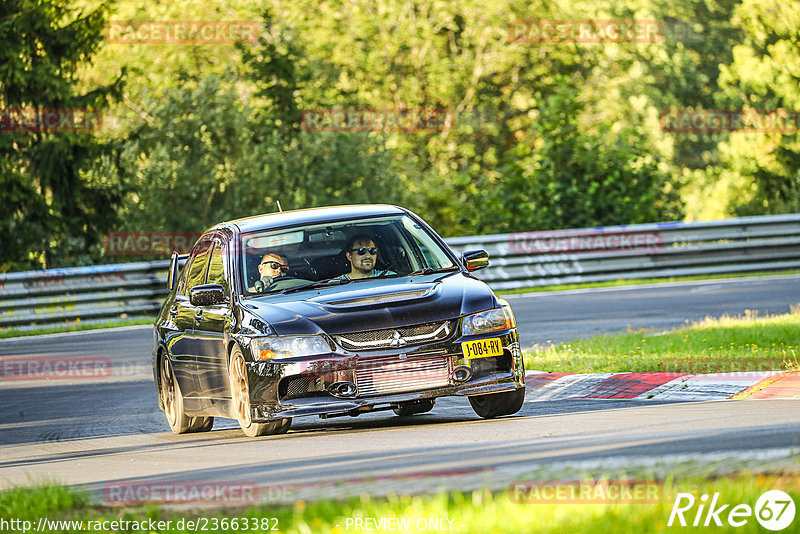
[524,370,800,401]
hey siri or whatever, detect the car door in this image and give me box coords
[174,238,214,406]
[161,255,196,399]
[194,237,233,405]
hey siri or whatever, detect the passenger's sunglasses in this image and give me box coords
[350,247,378,255]
[260,261,289,271]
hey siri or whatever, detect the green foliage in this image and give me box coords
[0,483,90,521]
[0,0,124,271]
[113,68,404,238]
[633,0,744,171]
[490,81,683,232]
[263,0,612,235]
[4,0,800,269]
[716,0,800,215]
[4,477,800,534]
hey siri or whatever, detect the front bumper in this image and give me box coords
[244,329,524,421]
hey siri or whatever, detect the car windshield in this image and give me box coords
[238,214,457,295]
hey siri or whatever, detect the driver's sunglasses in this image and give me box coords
[350,247,378,255]
[261,261,289,271]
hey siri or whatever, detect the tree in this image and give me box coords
[491,81,683,232]
[716,0,800,215]
[260,0,613,234]
[112,26,405,242]
[0,0,123,271]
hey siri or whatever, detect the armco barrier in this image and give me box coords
[445,213,800,290]
[1,214,799,330]
[0,261,170,329]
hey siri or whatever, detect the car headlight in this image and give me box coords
[251,335,332,360]
[461,301,516,337]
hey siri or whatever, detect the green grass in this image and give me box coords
[496,269,800,295]
[525,308,800,374]
[2,475,798,533]
[0,317,155,339]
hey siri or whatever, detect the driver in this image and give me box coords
[250,252,290,292]
[336,234,394,280]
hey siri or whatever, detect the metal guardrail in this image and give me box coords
[445,213,800,290]
[0,261,170,330]
[1,214,799,330]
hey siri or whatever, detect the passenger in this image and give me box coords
[250,252,290,292]
[336,234,394,280]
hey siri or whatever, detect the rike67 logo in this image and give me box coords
[668,490,796,531]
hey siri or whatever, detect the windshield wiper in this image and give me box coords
[405,267,460,276]
[278,278,352,294]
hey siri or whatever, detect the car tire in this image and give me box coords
[160,355,195,434]
[188,416,214,432]
[468,387,526,419]
[392,400,435,416]
[229,345,292,437]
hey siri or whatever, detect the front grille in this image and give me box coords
[285,377,311,397]
[279,375,325,400]
[334,320,455,350]
[355,355,452,396]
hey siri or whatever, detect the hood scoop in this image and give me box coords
[323,287,435,308]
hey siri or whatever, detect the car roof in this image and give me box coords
[218,204,408,234]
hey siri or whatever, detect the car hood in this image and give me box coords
[240,272,497,336]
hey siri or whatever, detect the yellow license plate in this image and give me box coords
[462,337,503,359]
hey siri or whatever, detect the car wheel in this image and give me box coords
[469,387,526,419]
[160,356,195,434]
[188,416,214,432]
[229,346,292,437]
[392,400,435,416]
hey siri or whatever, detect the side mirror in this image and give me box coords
[461,249,489,271]
[189,284,226,306]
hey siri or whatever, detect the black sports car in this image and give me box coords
[152,205,525,436]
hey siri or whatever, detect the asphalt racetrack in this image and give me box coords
[1,275,799,500]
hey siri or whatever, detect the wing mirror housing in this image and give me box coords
[461,249,489,271]
[189,284,227,306]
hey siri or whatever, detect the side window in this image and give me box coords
[206,241,228,291]
[175,258,192,296]
[185,240,213,293]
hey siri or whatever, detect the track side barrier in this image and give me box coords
[1,214,799,329]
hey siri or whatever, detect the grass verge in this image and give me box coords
[0,317,155,340]
[1,475,798,533]
[496,269,800,295]
[525,308,800,374]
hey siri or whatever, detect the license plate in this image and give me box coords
[462,337,503,359]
